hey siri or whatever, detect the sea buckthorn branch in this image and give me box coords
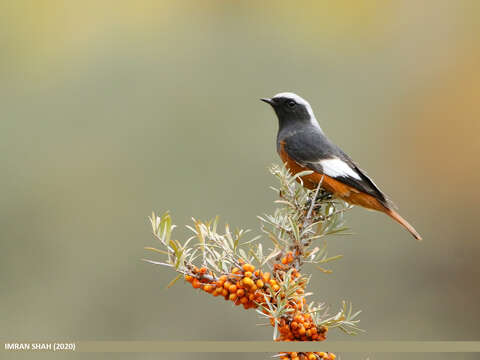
[144,164,363,360]
[259,164,352,272]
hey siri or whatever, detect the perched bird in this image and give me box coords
[261,92,422,240]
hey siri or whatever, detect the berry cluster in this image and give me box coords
[273,312,327,341]
[280,352,336,360]
[184,255,330,344]
[185,262,281,310]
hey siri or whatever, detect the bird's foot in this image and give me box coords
[315,191,333,202]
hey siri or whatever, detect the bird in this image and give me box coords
[261,92,422,240]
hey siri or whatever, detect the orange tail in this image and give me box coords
[385,208,422,241]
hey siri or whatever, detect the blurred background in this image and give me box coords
[1,1,479,359]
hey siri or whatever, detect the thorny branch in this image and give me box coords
[144,163,362,360]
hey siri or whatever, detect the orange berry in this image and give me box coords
[184,275,193,282]
[229,293,237,301]
[231,267,241,274]
[290,321,298,329]
[199,267,207,274]
[203,284,213,293]
[254,270,260,277]
[223,281,232,289]
[234,298,242,306]
[234,297,242,306]
[244,271,253,278]
[242,263,255,272]
[281,257,288,265]
[262,272,271,282]
[294,314,303,323]
[256,279,264,288]
[307,354,316,360]
[242,277,254,287]
[192,279,201,289]
[298,326,306,336]
[272,284,280,292]
[228,284,237,293]
[236,289,245,297]
[221,288,228,297]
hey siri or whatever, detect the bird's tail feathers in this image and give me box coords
[386,208,422,241]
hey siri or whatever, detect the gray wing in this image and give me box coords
[283,129,392,208]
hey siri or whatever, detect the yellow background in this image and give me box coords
[1,1,479,359]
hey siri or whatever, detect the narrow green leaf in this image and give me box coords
[144,246,169,255]
[167,273,183,288]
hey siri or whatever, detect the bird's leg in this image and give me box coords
[304,185,331,214]
[315,189,333,202]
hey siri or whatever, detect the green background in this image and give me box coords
[1,1,479,359]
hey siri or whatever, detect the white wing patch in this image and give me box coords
[319,158,361,180]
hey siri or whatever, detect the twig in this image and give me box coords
[305,176,324,225]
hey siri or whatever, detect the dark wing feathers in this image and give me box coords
[334,153,393,208]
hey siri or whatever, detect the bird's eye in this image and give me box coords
[287,100,296,108]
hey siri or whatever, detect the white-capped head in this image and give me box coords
[261,92,320,129]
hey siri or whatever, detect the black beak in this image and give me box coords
[260,98,274,105]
